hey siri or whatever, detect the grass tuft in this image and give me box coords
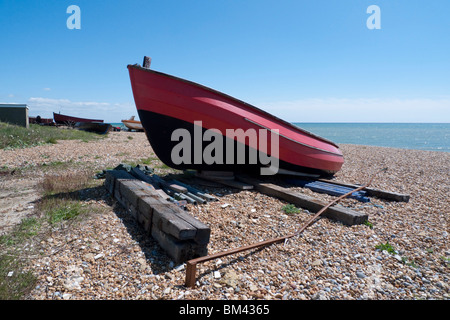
[375,241,396,254]
[281,204,301,214]
[0,170,105,299]
[0,122,103,149]
[0,255,36,300]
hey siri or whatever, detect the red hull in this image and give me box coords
[127,62,344,175]
[53,112,103,124]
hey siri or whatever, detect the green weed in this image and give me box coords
[0,171,103,299]
[0,255,37,300]
[281,204,301,214]
[0,121,103,150]
[375,241,396,254]
[364,220,374,229]
[45,200,87,225]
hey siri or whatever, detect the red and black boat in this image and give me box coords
[127,57,344,177]
[53,112,104,125]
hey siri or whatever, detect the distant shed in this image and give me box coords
[0,104,29,128]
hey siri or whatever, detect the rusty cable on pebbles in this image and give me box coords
[185,167,388,288]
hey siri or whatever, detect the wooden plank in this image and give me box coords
[131,167,160,187]
[236,175,368,225]
[277,168,320,178]
[104,170,137,195]
[196,171,235,180]
[169,205,211,245]
[151,204,198,241]
[131,167,172,200]
[166,182,188,193]
[198,170,234,178]
[137,210,151,233]
[151,226,207,263]
[319,178,410,202]
[214,179,254,190]
[118,180,152,208]
[196,174,253,190]
[138,194,162,220]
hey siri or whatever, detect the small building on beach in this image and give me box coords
[0,104,29,128]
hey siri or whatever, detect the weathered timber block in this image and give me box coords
[113,179,141,212]
[169,205,210,245]
[151,225,208,263]
[131,167,173,200]
[152,204,198,241]
[114,177,210,243]
[197,170,235,180]
[113,180,133,208]
[138,195,160,220]
[324,204,368,225]
[129,203,138,220]
[261,183,367,225]
[104,168,211,263]
[137,210,151,233]
[140,194,210,245]
[118,180,152,208]
[104,170,137,195]
[237,176,367,225]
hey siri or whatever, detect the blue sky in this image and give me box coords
[1,0,449,123]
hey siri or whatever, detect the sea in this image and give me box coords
[109,122,449,153]
[110,123,127,130]
[293,123,450,152]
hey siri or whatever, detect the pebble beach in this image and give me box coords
[0,131,448,301]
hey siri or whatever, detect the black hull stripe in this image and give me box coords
[138,110,337,177]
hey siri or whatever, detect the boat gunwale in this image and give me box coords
[243,117,343,157]
[53,112,103,123]
[121,120,142,124]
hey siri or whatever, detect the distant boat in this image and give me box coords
[29,116,54,125]
[127,57,344,177]
[121,116,144,131]
[53,112,104,125]
[74,122,112,134]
